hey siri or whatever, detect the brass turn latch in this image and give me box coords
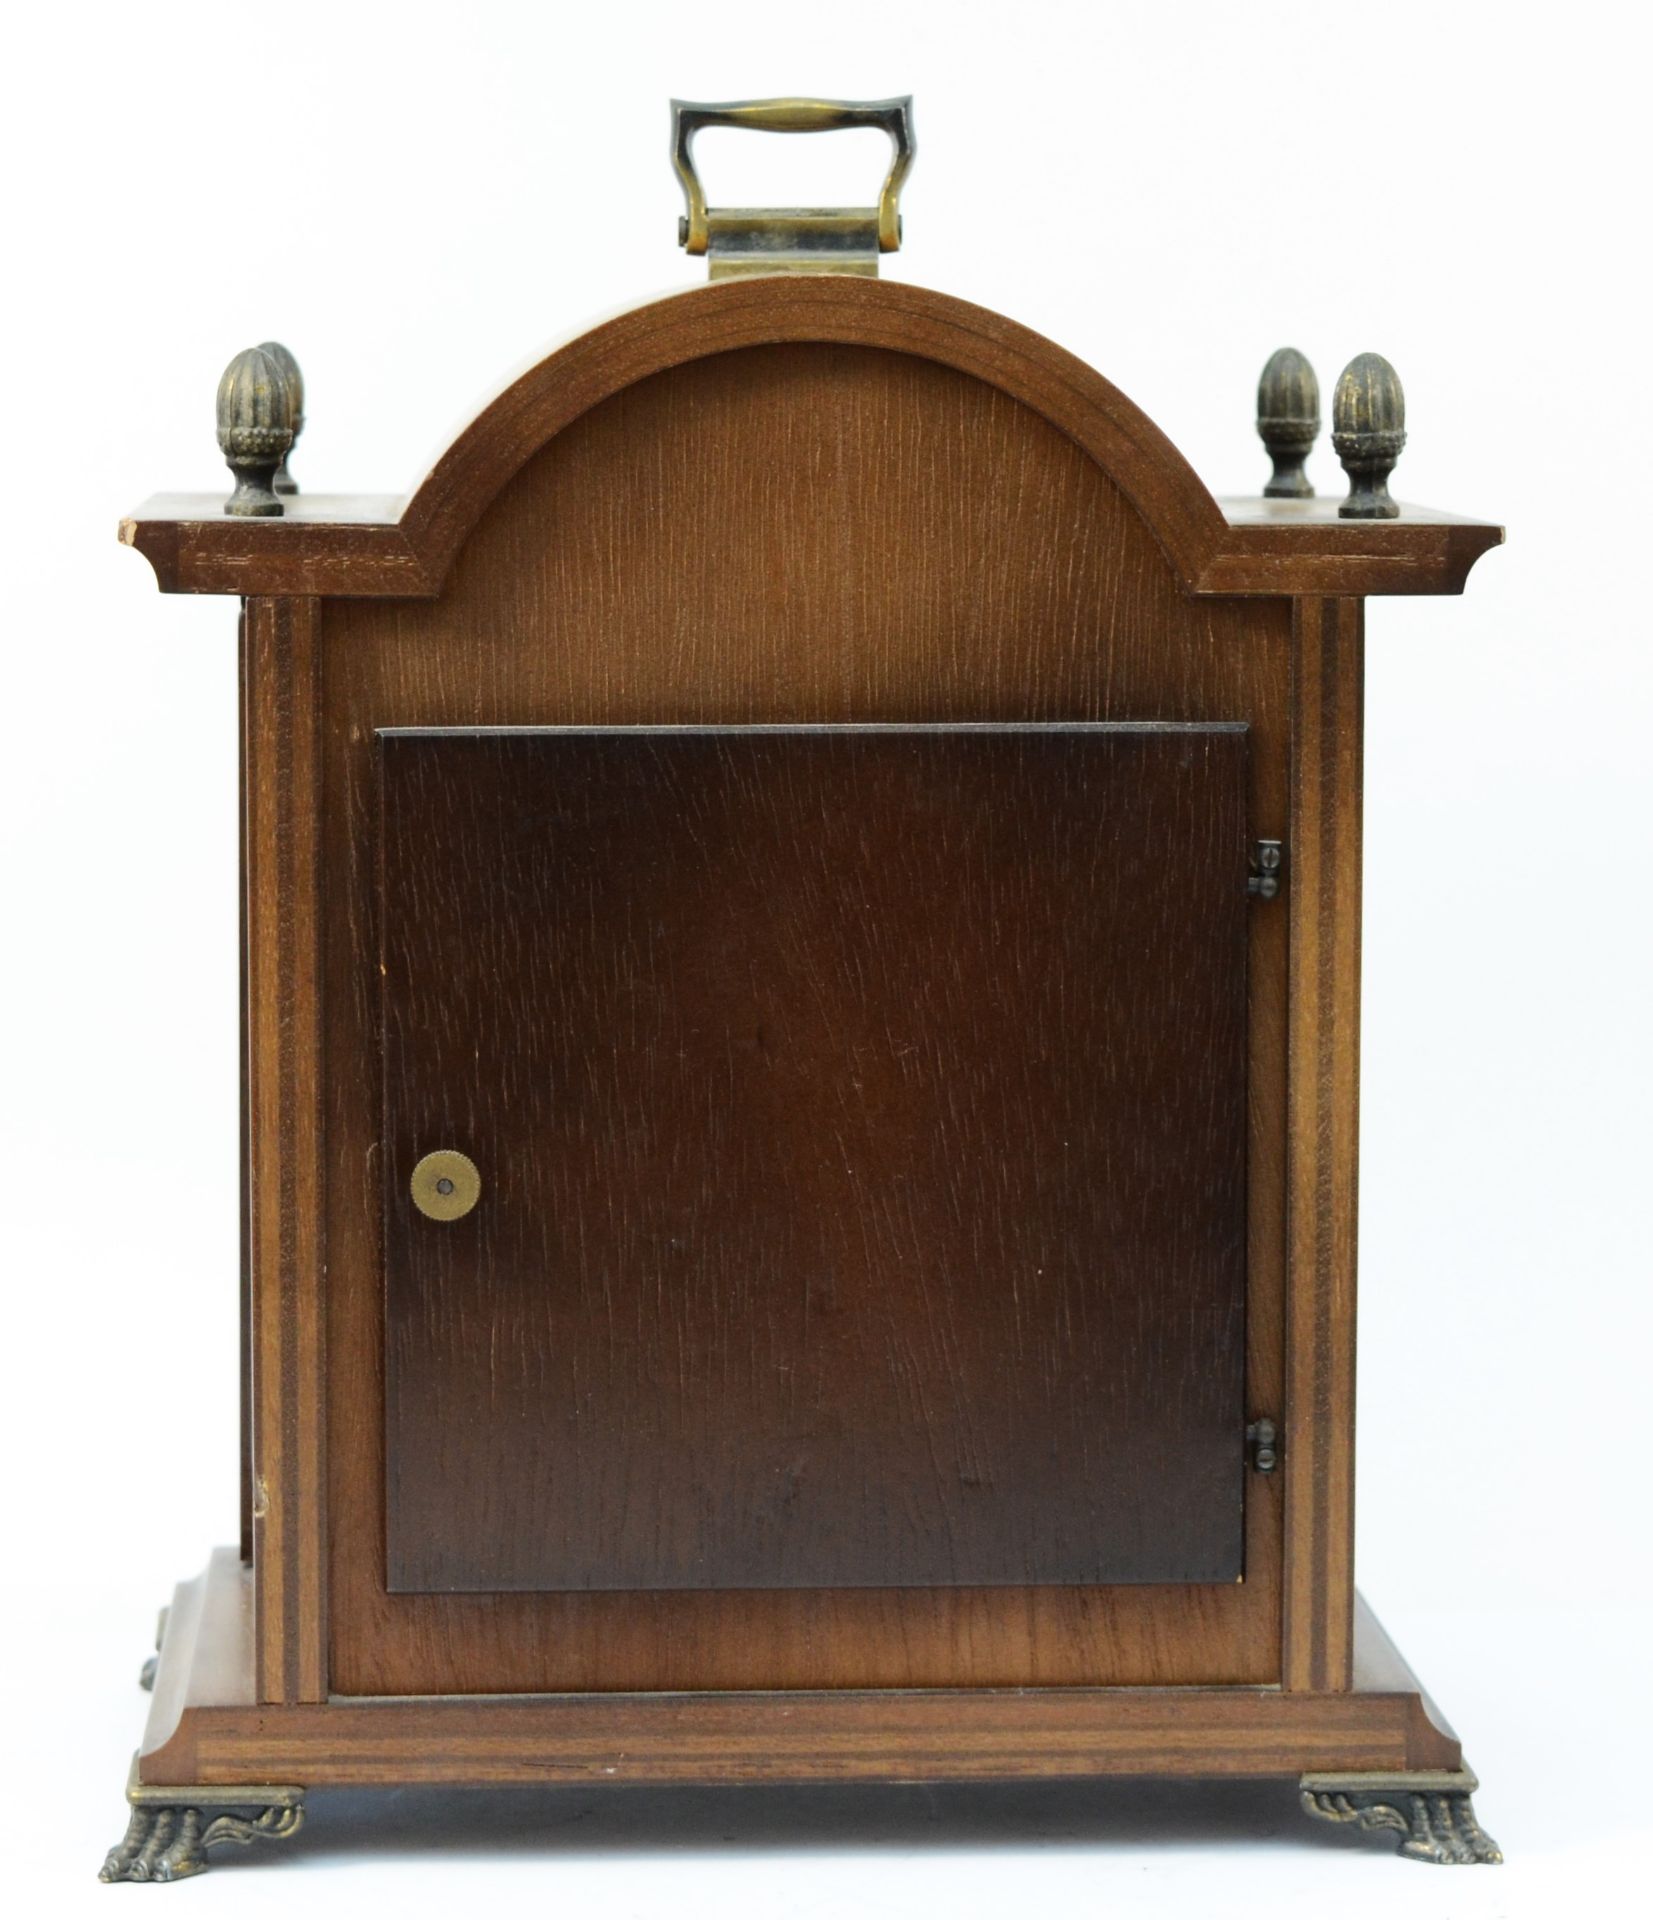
[410,1149,482,1222]
[672,95,915,280]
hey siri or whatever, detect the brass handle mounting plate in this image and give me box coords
[410,1148,482,1222]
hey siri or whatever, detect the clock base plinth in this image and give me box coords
[118,1549,1496,1872]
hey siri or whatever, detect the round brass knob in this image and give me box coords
[410,1149,482,1222]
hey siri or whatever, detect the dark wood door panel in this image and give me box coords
[380,723,1250,1595]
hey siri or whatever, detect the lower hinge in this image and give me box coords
[1246,1418,1282,1472]
[1248,839,1284,899]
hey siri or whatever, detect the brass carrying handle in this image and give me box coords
[671,96,915,256]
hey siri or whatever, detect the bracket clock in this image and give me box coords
[106,97,1505,1880]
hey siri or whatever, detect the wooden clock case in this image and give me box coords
[109,189,1503,1879]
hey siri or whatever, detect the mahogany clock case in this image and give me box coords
[111,273,1502,1877]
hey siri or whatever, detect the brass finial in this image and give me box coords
[1332,352,1406,519]
[1257,347,1320,498]
[257,341,304,495]
[216,347,294,518]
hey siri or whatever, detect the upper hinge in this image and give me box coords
[1248,839,1284,899]
[672,96,915,280]
[1246,1418,1282,1473]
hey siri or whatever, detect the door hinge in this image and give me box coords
[1248,839,1284,899]
[1246,1418,1281,1473]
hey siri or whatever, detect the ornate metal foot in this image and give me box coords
[1301,1770,1502,1864]
[100,1758,304,1882]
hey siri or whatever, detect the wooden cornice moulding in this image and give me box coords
[119,279,1502,602]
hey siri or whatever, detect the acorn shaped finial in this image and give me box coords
[1256,347,1319,498]
[1332,352,1406,519]
[217,347,294,518]
[257,341,304,495]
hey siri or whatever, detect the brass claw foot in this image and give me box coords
[1300,1770,1502,1864]
[100,1758,304,1883]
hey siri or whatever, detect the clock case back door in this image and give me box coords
[379,723,1250,1599]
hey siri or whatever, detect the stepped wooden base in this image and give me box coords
[113,1550,1498,1875]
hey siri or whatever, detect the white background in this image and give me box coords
[3,1,1648,1912]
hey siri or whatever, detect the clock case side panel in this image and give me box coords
[1282,595,1365,1692]
[243,595,328,1706]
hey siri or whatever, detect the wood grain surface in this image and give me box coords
[318,338,1292,1693]
[378,725,1250,1594]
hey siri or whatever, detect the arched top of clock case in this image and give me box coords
[400,277,1228,595]
[120,277,1500,600]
